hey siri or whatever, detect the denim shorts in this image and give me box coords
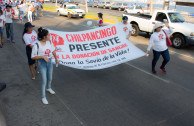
[0,27,4,35]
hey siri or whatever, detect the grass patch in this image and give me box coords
[43,5,57,10]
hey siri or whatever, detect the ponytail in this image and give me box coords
[38,27,48,41]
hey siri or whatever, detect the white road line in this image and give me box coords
[169,50,194,59]
[125,63,170,84]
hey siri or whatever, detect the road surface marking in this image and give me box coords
[125,63,170,83]
[169,50,194,59]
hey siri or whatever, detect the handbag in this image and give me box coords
[163,30,172,47]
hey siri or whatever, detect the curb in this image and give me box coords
[43,8,116,24]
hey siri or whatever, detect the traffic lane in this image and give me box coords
[129,34,194,90]
[37,10,193,125]
[52,63,194,126]
[0,44,82,126]
[37,11,194,89]
[84,6,124,17]
[37,11,194,90]
[11,11,194,126]
[46,3,124,17]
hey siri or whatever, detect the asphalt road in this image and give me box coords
[0,10,194,126]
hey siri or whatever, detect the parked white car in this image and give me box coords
[124,5,150,15]
[97,2,111,9]
[123,10,194,48]
[56,3,85,18]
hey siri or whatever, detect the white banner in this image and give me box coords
[49,23,145,70]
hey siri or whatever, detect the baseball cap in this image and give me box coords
[122,16,128,21]
[98,12,103,16]
[24,22,35,28]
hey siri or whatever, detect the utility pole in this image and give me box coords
[85,0,88,13]
[150,0,154,15]
[56,0,57,7]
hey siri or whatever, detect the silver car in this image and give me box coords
[109,2,129,11]
[89,2,98,7]
[97,2,111,9]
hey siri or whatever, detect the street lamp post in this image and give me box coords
[56,0,57,7]
[85,0,88,13]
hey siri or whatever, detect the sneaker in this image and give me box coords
[152,70,157,74]
[160,67,166,74]
[7,38,10,41]
[42,98,48,105]
[11,40,15,43]
[46,88,55,94]
[32,77,35,80]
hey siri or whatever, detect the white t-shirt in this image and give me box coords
[147,28,173,52]
[28,5,33,12]
[4,11,13,23]
[23,30,37,46]
[18,4,24,12]
[0,15,6,27]
[31,41,56,59]
[119,22,133,39]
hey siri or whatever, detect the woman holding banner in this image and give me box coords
[23,22,38,79]
[146,22,173,74]
[31,27,59,105]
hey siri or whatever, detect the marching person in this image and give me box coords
[96,12,103,27]
[28,3,34,22]
[120,16,132,40]
[4,5,15,43]
[38,1,43,17]
[23,22,39,79]
[146,22,173,74]
[17,1,24,23]
[31,27,59,105]
[0,9,6,48]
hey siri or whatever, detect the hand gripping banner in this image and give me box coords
[49,23,145,70]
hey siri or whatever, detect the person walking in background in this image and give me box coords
[23,22,39,79]
[31,27,59,105]
[146,23,173,74]
[4,5,15,43]
[120,16,132,40]
[38,1,43,17]
[96,12,103,27]
[0,9,6,48]
[28,3,34,22]
[17,1,24,23]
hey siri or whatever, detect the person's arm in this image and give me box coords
[2,20,6,30]
[163,25,173,35]
[51,42,59,64]
[31,44,49,62]
[52,51,59,64]
[146,34,154,54]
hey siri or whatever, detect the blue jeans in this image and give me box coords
[0,27,4,35]
[38,58,53,98]
[18,11,24,22]
[5,23,14,40]
[152,49,170,71]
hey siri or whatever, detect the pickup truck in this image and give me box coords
[56,3,85,18]
[124,5,150,15]
[123,10,194,48]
